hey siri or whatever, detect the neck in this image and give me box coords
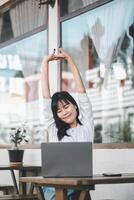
[70,121,77,128]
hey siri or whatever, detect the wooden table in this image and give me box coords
[20,173,134,200]
[0,164,41,194]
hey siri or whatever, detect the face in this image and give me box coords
[57,100,77,128]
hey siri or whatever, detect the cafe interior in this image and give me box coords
[0,0,134,199]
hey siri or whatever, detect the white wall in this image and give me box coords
[0,148,134,200]
[92,149,134,200]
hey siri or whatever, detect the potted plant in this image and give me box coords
[8,123,29,166]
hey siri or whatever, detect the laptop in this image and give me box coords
[41,142,92,178]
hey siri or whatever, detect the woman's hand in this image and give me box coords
[42,48,72,64]
[43,49,58,63]
[46,54,55,62]
[56,48,71,61]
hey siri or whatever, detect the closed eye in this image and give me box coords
[64,105,69,109]
[57,109,61,113]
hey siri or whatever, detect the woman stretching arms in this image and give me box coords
[41,48,94,200]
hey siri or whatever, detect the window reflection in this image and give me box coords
[0,30,47,144]
[61,0,134,143]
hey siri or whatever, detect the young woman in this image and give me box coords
[41,48,94,200]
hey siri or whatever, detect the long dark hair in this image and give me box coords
[51,91,82,140]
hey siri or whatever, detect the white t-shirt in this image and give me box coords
[43,93,94,142]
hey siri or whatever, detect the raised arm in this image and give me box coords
[41,48,86,98]
[58,48,86,93]
[41,51,57,99]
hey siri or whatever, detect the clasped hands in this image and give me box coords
[45,48,70,62]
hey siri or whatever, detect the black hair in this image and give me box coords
[51,91,82,140]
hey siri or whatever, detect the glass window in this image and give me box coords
[61,0,134,143]
[0,30,47,145]
[60,0,99,16]
[0,0,47,44]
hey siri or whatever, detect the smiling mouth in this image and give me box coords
[62,114,71,120]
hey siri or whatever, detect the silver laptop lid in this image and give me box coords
[41,142,92,178]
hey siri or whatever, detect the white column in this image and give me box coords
[48,0,60,95]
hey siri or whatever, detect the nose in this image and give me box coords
[61,108,67,116]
